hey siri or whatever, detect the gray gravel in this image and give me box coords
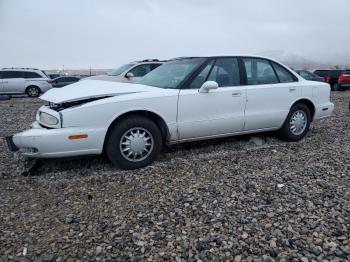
[0,92,349,261]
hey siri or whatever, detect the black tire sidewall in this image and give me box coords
[106,116,162,169]
[26,86,40,97]
[279,104,311,142]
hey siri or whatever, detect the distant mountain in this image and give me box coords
[257,50,324,70]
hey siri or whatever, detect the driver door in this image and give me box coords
[177,58,246,140]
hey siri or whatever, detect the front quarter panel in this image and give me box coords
[61,90,179,140]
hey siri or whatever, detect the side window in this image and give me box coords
[24,72,42,78]
[151,64,162,70]
[271,62,295,83]
[129,64,152,77]
[299,71,309,78]
[207,58,241,87]
[314,70,327,77]
[66,77,78,81]
[243,58,278,85]
[189,60,215,89]
[1,71,24,79]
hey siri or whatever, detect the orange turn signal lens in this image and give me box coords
[68,134,88,140]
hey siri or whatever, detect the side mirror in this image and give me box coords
[126,72,134,78]
[199,81,219,93]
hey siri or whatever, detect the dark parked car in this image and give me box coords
[313,69,350,90]
[48,74,61,79]
[295,70,324,82]
[52,76,80,88]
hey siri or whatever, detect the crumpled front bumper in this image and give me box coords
[6,121,107,158]
[5,136,19,152]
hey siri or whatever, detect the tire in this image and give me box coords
[278,103,311,142]
[105,116,162,170]
[333,83,339,91]
[26,86,41,97]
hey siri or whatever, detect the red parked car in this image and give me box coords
[338,71,350,91]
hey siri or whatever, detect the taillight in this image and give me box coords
[324,76,331,83]
[47,80,52,84]
[338,75,345,83]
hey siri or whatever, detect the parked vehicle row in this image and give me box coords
[313,69,350,91]
[0,59,165,97]
[6,55,334,170]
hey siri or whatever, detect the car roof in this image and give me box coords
[169,54,289,62]
[53,76,79,80]
[133,59,166,63]
[314,69,349,71]
[1,67,41,71]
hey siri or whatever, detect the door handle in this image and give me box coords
[289,87,297,91]
[3,81,8,84]
[232,91,241,97]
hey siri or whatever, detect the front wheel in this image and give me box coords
[333,83,339,91]
[26,86,40,97]
[278,103,311,142]
[105,116,162,170]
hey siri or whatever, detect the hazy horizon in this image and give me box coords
[1,0,350,69]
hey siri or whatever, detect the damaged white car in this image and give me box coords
[6,56,334,169]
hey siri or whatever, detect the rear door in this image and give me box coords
[242,58,300,131]
[177,57,246,140]
[1,71,25,93]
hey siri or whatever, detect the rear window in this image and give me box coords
[1,71,24,79]
[66,77,79,81]
[329,70,344,78]
[314,70,328,77]
[271,62,296,83]
[41,71,49,78]
[24,72,42,78]
[151,63,162,70]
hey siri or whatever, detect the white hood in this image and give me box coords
[82,74,125,82]
[40,80,159,104]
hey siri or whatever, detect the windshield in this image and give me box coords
[107,63,135,76]
[138,58,206,89]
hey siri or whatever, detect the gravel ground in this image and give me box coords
[0,92,349,261]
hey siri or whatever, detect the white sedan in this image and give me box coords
[6,56,334,169]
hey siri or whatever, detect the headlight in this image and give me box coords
[40,112,59,125]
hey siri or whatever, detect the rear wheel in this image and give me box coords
[105,116,162,169]
[278,103,311,142]
[26,86,40,97]
[333,83,339,91]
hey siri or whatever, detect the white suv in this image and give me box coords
[0,68,52,97]
[86,59,164,83]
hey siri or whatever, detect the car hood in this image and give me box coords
[82,74,124,82]
[40,80,160,104]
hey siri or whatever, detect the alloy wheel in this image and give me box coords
[119,127,154,162]
[289,110,307,135]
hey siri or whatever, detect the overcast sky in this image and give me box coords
[0,0,349,69]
